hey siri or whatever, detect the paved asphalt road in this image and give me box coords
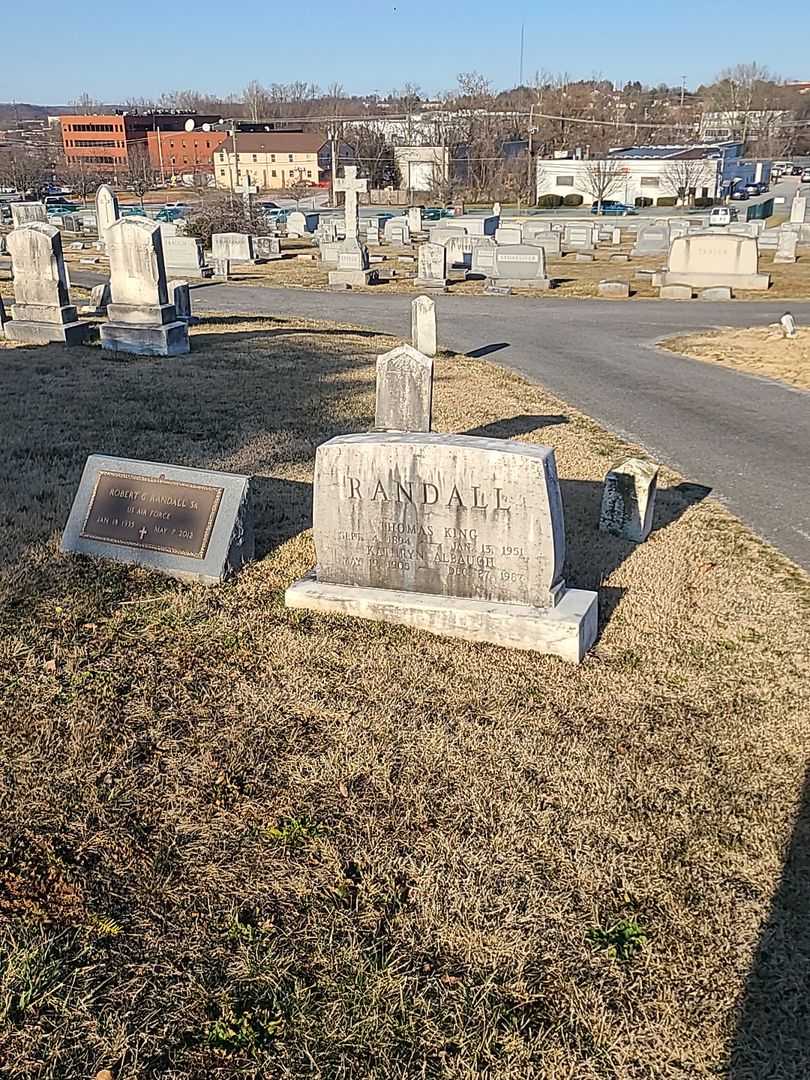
[188,283,810,569]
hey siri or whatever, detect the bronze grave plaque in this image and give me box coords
[80,470,224,559]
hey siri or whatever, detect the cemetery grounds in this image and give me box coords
[0,311,809,1078]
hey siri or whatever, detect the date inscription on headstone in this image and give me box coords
[80,471,224,558]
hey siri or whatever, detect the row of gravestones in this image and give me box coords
[59,292,659,666]
[2,216,191,355]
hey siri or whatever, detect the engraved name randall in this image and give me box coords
[346,476,509,510]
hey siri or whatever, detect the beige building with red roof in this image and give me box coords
[214,132,327,191]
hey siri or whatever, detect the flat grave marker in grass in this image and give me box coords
[286,432,598,662]
[61,454,254,584]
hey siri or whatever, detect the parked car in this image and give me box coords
[709,206,738,226]
[422,207,454,220]
[155,207,185,222]
[590,200,637,216]
[802,169,810,183]
[730,188,749,200]
[744,183,761,196]
[792,165,804,176]
[261,207,288,224]
[44,197,78,211]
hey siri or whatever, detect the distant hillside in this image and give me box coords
[0,103,73,128]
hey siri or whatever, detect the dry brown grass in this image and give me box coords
[1,316,809,1079]
[660,324,810,389]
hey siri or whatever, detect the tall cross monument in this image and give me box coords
[334,165,368,241]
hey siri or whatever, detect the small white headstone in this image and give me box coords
[780,312,797,339]
[411,295,437,357]
[375,344,433,432]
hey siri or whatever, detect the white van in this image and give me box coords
[709,206,738,227]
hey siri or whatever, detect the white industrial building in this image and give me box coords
[535,144,746,206]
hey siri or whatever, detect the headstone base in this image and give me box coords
[699,287,733,300]
[327,268,377,288]
[107,302,177,326]
[487,277,551,290]
[5,319,94,346]
[165,265,214,279]
[655,271,770,291]
[413,278,448,292]
[286,573,598,665]
[100,321,190,356]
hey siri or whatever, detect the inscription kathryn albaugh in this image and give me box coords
[80,471,224,559]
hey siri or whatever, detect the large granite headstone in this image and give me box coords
[61,455,253,584]
[285,434,597,663]
[100,216,189,355]
[254,235,282,261]
[4,223,92,345]
[489,244,551,289]
[564,224,594,252]
[375,344,433,432]
[656,233,770,291]
[631,223,669,256]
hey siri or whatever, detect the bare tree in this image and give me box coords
[0,148,51,196]
[343,126,400,188]
[581,159,625,211]
[61,160,106,205]
[124,146,159,211]
[285,168,313,208]
[663,158,712,206]
[243,80,271,122]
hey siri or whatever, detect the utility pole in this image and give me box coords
[519,22,525,87]
[527,103,537,205]
[330,126,338,208]
[680,75,686,110]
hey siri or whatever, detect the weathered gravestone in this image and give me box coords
[375,344,433,431]
[253,235,282,261]
[656,232,770,291]
[598,279,630,298]
[414,242,448,290]
[384,217,411,245]
[790,194,807,225]
[599,458,659,543]
[80,281,112,315]
[495,225,523,245]
[11,202,47,227]
[774,230,798,264]
[411,295,437,357]
[286,210,320,237]
[407,206,423,233]
[61,454,253,583]
[163,234,213,278]
[564,224,593,252]
[4,222,93,344]
[448,215,498,237]
[365,216,383,244]
[285,434,598,663]
[212,233,255,264]
[100,216,189,355]
[631,223,669,256]
[487,244,551,289]
[167,279,193,323]
[471,243,497,277]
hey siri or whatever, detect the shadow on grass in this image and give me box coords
[561,479,711,629]
[729,764,810,1079]
[465,414,568,439]
[252,477,312,559]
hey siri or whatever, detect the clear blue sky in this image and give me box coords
[4,0,809,104]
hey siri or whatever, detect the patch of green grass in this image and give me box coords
[586,918,648,961]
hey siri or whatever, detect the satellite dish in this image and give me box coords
[201,123,211,132]
[184,118,195,132]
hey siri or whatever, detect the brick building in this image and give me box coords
[59,112,223,177]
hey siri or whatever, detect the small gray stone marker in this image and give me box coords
[375,344,433,432]
[660,284,693,300]
[699,286,732,301]
[599,457,659,543]
[598,280,630,298]
[61,454,254,584]
[780,312,797,338]
[285,433,598,663]
[774,231,798,264]
[411,295,437,357]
